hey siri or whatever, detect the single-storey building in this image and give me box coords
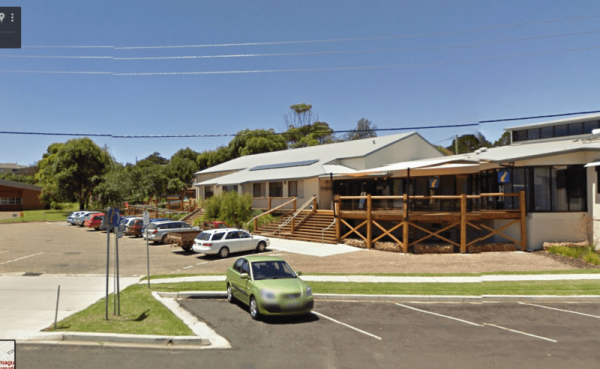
[332,113,600,250]
[193,132,444,211]
[0,163,27,174]
[0,179,45,211]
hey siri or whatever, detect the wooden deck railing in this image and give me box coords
[246,197,297,231]
[335,192,527,254]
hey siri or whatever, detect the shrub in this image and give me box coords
[583,252,600,266]
[200,191,252,228]
[246,212,280,233]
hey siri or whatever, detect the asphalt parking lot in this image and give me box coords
[176,299,600,368]
[19,300,600,369]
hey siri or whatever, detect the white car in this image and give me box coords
[192,228,269,258]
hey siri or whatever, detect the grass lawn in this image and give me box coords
[0,204,79,224]
[150,280,600,296]
[48,284,194,336]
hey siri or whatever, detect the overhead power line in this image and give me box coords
[20,13,600,50]
[1,44,599,76]
[6,29,600,61]
[1,110,598,139]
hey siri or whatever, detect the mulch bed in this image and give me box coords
[468,243,517,253]
[341,238,403,253]
[413,244,453,254]
[532,250,600,269]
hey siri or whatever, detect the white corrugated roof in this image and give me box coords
[504,113,600,131]
[196,132,416,175]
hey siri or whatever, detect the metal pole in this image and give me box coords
[116,229,121,315]
[455,135,459,154]
[113,223,116,315]
[105,208,110,320]
[146,228,151,289]
[406,168,410,222]
[54,285,61,330]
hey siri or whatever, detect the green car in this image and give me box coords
[226,255,314,320]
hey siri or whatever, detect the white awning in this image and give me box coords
[584,160,600,168]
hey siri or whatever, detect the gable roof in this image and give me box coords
[0,179,43,192]
[504,112,600,131]
[196,132,417,176]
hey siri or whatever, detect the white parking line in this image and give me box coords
[396,303,482,327]
[0,252,44,265]
[518,302,600,319]
[0,251,8,254]
[197,262,208,266]
[483,323,557,343]
[183,266,193,269]
[312,311,382,340]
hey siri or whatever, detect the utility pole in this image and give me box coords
[455,135,459,155]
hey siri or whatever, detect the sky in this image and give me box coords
[1,0,599,166]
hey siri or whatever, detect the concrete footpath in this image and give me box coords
[144,273,600,285]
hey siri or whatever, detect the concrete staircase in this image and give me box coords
[253,211,337,244]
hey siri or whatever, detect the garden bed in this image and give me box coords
[341,238,403,252]
[468,243,517,253]
[413,244,453,254]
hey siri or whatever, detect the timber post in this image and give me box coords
[460,194,467,253]
[520,190,527,251]
[402,193,409,253]
[293,197,297,213]
[291,217,295,234]
[312,196,318,211]
[254,218,258,232]
[366,194,372,249]
[267,196,271,211]
[335,195,341,243]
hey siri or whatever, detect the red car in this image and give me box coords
[125,219,144,238]
[84,213,105,230]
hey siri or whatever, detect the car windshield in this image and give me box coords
[196,232,211,241]
[251,261,297,281]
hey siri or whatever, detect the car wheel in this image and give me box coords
[249,296,260,320]
[227,284,234,303]
[161,235,168,244]
[219,247,230,259]
[182,245,192,252]
[256,241,267,253]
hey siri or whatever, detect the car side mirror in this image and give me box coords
[240,273,249,280]
[296,271,302,276]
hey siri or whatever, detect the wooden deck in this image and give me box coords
[335,192,527,254]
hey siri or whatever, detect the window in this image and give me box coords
[533,167,551,211]
[554,124,569,137]
[568,166,586,211]
[253,183,265,197]
[513,130,527,142]
[541,126,554,138]
[211,232,225,241]
[241,260,250,274]
[269,182,283,197]
[288,181,298,197]
[234,258,244,273]
[527,129,541,140]
[569,122,583,136]
[551,166,568,211]
[223,185,238,192]
[584,121,599,134]
[204,186,214,199]
[225,231,239,239]
[0,198,22,205]
[238,231,250,239]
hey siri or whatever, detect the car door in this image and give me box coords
[224,230,242,253]
[229,258,245,301]
[240,259,252,305]
[237,231,254,251]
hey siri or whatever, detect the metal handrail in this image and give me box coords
[245,197,297,228]
[278,196,316,231]
[321,219,336,245]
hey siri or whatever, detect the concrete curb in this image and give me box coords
[22,332,210,346]
[160,291,600,303]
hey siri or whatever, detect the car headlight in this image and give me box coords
[260,289,276,300]
[306,286,312,297]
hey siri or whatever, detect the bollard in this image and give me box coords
[54,285,61,330]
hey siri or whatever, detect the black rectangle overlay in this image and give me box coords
[0,7,21,49]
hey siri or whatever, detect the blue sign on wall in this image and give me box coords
[428,177,440,189]
[498,170,511,183]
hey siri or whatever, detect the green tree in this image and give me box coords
[446,133,492,154]
[493,132,511,147]
[202,191,252,228]
[137,152,169,167]
[168,149,200,187]
[228,129,287,158]
[36,138,112,210]
[283,103,318,128]
[93,163,130,207]
[343,118,377,141]
[285,121,335,148]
